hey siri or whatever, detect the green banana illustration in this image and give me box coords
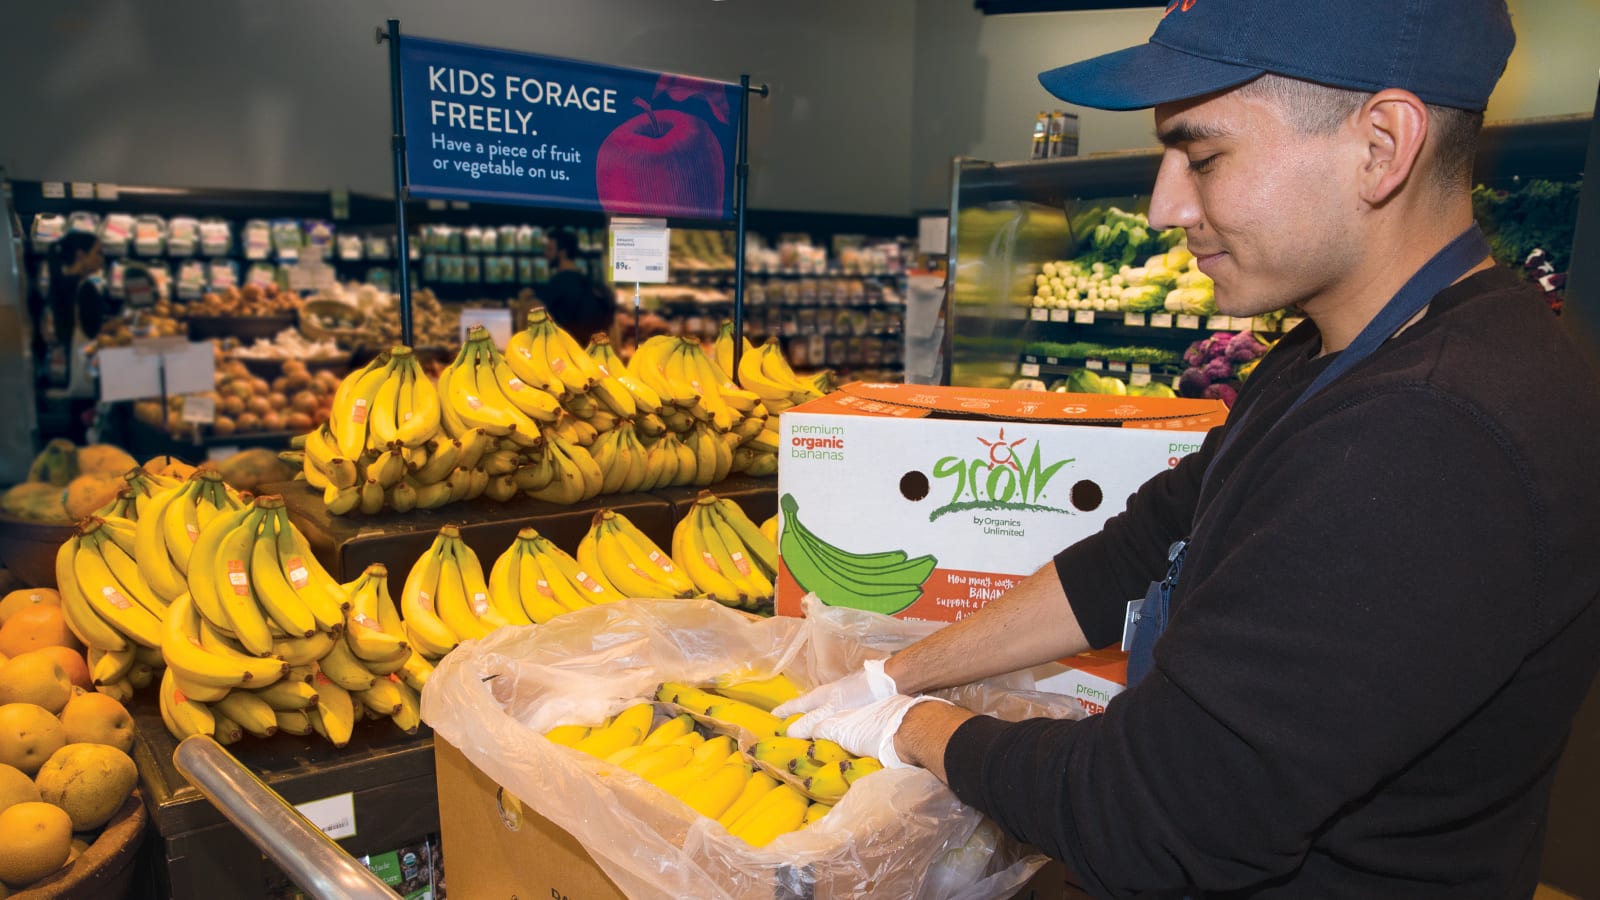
[778,494,934,615]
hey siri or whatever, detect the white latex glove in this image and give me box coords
[804,693,952,769]
[773,657,899,736]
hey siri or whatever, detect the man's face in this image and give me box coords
[1148,89,1363,319]
[544,237,559,263]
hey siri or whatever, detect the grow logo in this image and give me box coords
[926,428,1074,521]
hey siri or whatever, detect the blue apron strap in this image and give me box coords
[1125,225,1490,688]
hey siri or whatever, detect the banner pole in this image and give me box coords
[380,19,414,347]
[731,75,768,378]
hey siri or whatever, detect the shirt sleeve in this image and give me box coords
[945,387,1540,897]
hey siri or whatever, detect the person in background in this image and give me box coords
[538,229,615,343]
[777,2,1600,897]
[29,231,105,378]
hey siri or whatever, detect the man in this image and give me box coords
[538,228,615,341]
[778,2,1600,896]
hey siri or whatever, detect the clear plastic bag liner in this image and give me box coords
[424,596,1080,899]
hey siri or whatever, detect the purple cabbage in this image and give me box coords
[1178,367,1211,397]
[1202,382,1239,406]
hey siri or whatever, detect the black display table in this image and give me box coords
[128,693,438,899]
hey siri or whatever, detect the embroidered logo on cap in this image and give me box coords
[1164,0,1199,17]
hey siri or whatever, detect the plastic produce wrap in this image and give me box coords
[423,596,1081,900]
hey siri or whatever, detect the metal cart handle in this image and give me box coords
[172,735,402,900]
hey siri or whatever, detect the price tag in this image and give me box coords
[1085,359,1104,371]
[159,341,217,397]
[611,217,670,284]
[1030,308,1048,321]
[295,793,357,840]
[1107,361,1128,373]
[1131,372,1153,386]
[1049,308,1071,322]
[1074,310,1095,324]
[1283,317,1306,331]
[94,183,119,201]
[426,199,447,211]
[1206,316,1230,330]
[70,182,95,200]
[460,308,514,347]
[1252,316,1276,333]
[1123,312,1146,327]
[1177,315,1202,330]
[1149,313,1173,328]
[449,201,471,210]
[1019,362,1041,378]
[1044,356,1059,366]
[1133,363,1151,374]
[96,346,162,403]
[42,182,65,199]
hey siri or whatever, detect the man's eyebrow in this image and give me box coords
[1155,120,1231,147]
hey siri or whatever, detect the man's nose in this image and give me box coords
[1147,150,1201,232]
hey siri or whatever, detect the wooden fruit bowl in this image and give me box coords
[11,788,147,899]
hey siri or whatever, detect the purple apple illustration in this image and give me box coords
[596,98,725,218]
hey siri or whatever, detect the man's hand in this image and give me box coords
[773,658,899,736]
[802,693,953,768]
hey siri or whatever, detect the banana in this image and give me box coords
[371,444,407,490]
[680,758,754,819]
[655,682,727,715]
[400,652,434,693]
[270,507,349,633]
[491,345,564,424]
[572,725,642,760]
[159,667,216,740]
[803,802,832,825]
[316,635,378,691]
[343,574,411,663]
[332,353,398,458]
[631,335,698,407]
[516,542,579,622]
[389,678,423,734]
[616,427,651,495]
[135,481,192,603]
[710,497,779,578]
[842,757,884,785]
[306,676,356,747]
[162,592,273,690]
[396,358,443,448]
[356,675,406,717]
[57,538,129,652]
[274,709,315,736]
[553,435,604,500]
[389,480,418,513]
[727,782,809,847]
[527,436,587,505]
[210,506,275,655]
[248,509,318,639]
[439,340,515,438]
[591,511,691,599]
[368,356,406,449]
[92,522,170,620]
[400,535,459,658]
[212,713,245,746]
[800,759,852,802]
[623,743,694,780]
[641,713,697,747]
[72,523,163,648]
[253,678,320,712]
[544,724,590,748]
[95,680,135,704]
[717,770,779,828]
[215,690,281,737]
[410,436,462,485]
[160,476,207,574]
[589,333,666,414]
[704,701,787,739]
[323,482,360,516]
[531,531,624,605]
[89,646,137,686]
[197,618,290,687]
[434,535,495,640]
[696,503,774,602]
[673,509,745,605]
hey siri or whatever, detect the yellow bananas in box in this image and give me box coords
[545,673,885,846]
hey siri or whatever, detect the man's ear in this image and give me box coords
[1357,89,1429,206]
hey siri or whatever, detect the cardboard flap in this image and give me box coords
[800,382,1227,430]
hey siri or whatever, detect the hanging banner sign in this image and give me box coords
[398,36,741,220]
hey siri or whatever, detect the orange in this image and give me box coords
[31,647,91,692]
[0,605,80,658]
[0,589,60,627]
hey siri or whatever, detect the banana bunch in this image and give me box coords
[399,526,528,658]
[487,526,626,626]
[87,644,161,704]
[671,492,780,611]
[735,335,824,417]
[135,469,245,605]
[750,735,884,805]
[441,326,557,446]
[575,509,695,600]
[586,333,666,421]
[300,344,468,515]
[778,492,936,618]
[507,308,638,429]
[57,516,170,655]
[92,465,182,521]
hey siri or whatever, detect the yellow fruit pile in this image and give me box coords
[546,672,881,848]
[0,647,138,891]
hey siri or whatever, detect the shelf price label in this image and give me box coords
[1019,362,1041,378]
[1131,372,1152,386]
[1085,359,1104,371]
[1074,310,1095,324]
[1031,308,1049,321]
[1149,313,1173,328]
[1133,363,1151,374]
[1049,308,1072,322]
[1123,312,1146,327]
[1177,314,1202,330]
[1252,316,1277,333]
[1044,356,1059,366]
[611,217,670,284]
[1282,317,1306,332]
[1107,361,1128,373]
[1206,315,1231,330]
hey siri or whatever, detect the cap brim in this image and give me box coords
[1040,42,1265,111]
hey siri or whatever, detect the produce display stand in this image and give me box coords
[129,693,437,900]
[650,473,780,527]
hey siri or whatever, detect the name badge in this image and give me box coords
[1122,599,1144,652]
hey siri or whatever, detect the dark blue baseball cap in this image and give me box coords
[1039,0,1515,112]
